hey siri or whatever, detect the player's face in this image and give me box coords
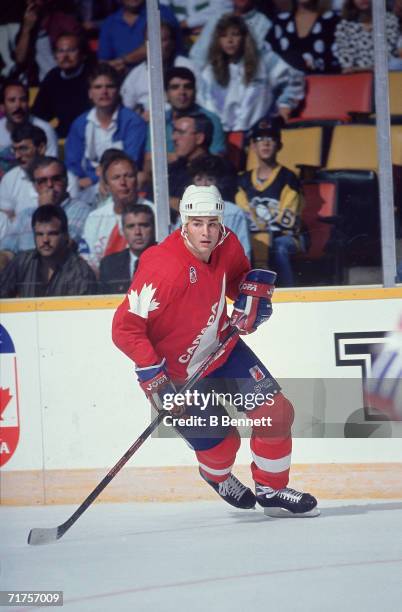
[123,212,154,255]
[185,216,221,262]
[105,160,137,208]
[33,162,67,205]
[219,27,243,58]
[253,136,281,163]
[3,85,29,124]
[12,138,44,169]
[167,78,195,111]
[54,35,83,72]
[34,218,68,258]
[89,76,119,110]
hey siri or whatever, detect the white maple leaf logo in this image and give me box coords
[127,284,160,318]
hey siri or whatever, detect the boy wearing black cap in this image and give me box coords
[236,119,302,286]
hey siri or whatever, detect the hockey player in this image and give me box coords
[112,184,318,517]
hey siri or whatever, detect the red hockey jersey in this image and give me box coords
[112,229,250,381]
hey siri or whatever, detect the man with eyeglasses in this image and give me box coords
[0,156,90,271]
[0,204,96,298]
[236,119,303,287]
[32,32,92,139]
[142,67,225,185]
[0,124,79,221]
[0,79,58,175]
[168,111,215,211]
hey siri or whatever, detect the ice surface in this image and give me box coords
[2,499,402,612]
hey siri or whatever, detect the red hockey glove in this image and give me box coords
[136,359,184,415]
[230,269,276,335]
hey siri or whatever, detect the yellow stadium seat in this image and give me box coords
[58,139,65,160]
[325,124,402,169]
[29,87,39,107]
[325,125,378,170]
[389,72,402,118]
[391,125,402,165]
[246,127,323,175]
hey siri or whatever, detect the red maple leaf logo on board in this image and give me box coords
[0,387,12,420]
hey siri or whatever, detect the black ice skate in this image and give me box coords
[256,483,320,517]
[199,469,256,509]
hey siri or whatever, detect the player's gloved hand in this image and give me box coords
[230,269,276,335]
[136,359,184,415]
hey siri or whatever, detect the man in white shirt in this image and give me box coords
[0,79,58,170]
[0,124,78,220]
[79,149,153,275]
[0,124,46,220]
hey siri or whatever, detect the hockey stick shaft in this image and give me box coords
[28,323,240,545]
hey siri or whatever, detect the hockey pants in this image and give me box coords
[176,338,294,490]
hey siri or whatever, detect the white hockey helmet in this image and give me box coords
[179,184,224,225]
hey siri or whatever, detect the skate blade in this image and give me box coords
[263,506,320,518]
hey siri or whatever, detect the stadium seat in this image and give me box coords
[88,38,99,53]
[290,72,374,124]
[301,181,338,259]
[295,180,343,284]
[389,72,402,121]
[324,125,377,170]
[322,124,402,169]
[226,131,246,171]
[316,125,382,267]
[29,87,39,107]
[246,126,323,176]
[391,125,402,165]
[58,139,65,160]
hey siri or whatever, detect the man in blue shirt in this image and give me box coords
[65,63,146,189]
[98,0,182,72]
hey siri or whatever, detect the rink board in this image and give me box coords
[1,287,402,504]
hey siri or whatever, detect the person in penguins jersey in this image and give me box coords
[112,184,319,517]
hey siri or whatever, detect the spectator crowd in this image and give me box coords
[1,0,402,297]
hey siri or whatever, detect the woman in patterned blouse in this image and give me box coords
[334,0,400,72]
[267,0,340,74]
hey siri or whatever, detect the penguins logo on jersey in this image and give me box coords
[250,196,279,229]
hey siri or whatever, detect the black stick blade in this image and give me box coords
[28,527,60,545]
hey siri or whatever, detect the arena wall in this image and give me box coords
[1,287,402,504]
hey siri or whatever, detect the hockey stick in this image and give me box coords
[27,322,242,545]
